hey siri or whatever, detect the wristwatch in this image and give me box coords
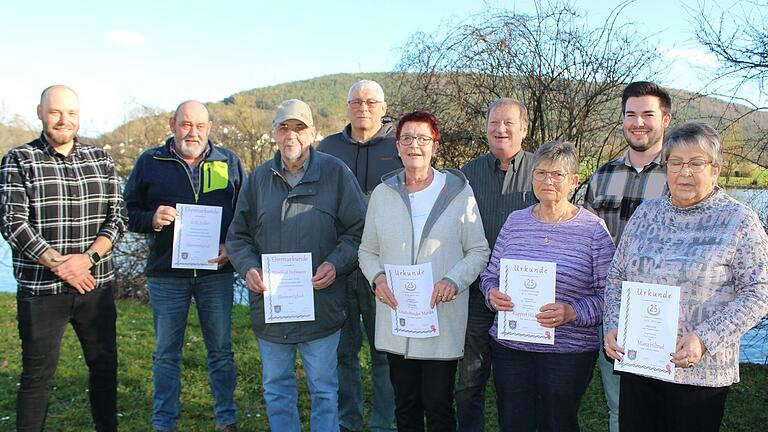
[86,249,101,265]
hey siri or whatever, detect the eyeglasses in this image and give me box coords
[532,169,568,183]
[348,99,382,109]
[666,158,712,173]
[276,123,309,133]
[398,135,434,146]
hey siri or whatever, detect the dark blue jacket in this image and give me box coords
[123,138,246,277]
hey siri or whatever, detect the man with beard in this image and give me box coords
[0,85,127,431]
[457,98,538,431]
[583,81,672,432]
[124,100,245,432]
[317,80,399,432]
[227,99,366,432]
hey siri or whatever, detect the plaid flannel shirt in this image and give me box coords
[0,136,127,295]
[583,150,667,243]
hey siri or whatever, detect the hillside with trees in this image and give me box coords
[86,72,768,177]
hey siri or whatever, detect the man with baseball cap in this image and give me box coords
[227,99,367,431]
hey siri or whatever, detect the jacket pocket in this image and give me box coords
[203,161,229,193]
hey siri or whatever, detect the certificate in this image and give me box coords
[262,253,315,323]
[614,281,681,381]
[171,204,222,270]
[385,263,440,338]
[497,259,556,345]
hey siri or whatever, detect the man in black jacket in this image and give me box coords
[317,80,401,432]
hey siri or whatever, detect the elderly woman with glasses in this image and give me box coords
[603,121,768,432]
[480,140,615,432]
[358,111,490,432]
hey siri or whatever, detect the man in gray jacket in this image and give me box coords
[226,99,367,432]
[317,80,400,432]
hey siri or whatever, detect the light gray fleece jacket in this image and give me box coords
[359,168,490,360]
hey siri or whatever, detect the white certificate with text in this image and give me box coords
[262,253,315,323]
[497,259,556,345]
[614,281,681,381]
[386,263,440,338]
[171,204,222,270]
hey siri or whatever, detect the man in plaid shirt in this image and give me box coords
[0,85,127,432]
[583,81,672,432]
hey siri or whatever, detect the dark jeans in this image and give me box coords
[491,340,596,432]
[16,285,117,432]
[387,353,458,432]
[455,284,494,432]
[619,373,730,432]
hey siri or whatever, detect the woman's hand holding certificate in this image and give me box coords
[385,263,440,338]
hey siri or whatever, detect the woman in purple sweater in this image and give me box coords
[480,141,615,432]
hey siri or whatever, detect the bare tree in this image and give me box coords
[690,0,768,168]
[388,0,665,173]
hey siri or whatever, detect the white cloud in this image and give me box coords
[104,29,145,47]
[658,46,718,68]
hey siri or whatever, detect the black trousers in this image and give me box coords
[619,373,730,432]
[387,353,458,432]
[455,285,494,432]
[16,285,118,432]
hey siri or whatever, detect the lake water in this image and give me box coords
[0,238,15,292]
[0,189,766,363]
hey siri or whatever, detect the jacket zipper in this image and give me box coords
[155,156,202,277]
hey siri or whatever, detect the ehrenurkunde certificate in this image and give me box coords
[171,204,222,270]
[498,259,556,345]
[614,281,681,381]
[262,253,315,324]
[385,263,440,338]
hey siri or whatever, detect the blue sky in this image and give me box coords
[0,0,745,135]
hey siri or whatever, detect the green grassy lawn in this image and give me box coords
[0,293,765,431]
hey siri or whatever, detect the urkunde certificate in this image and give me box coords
[498,259,556,345]
[262,253,315,323]
[614,281,681,381]
[385,263,440,338]
[171,204,222,270]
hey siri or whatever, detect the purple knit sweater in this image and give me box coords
[480,206,615,353]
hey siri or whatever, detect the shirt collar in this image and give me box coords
[39,134,80,158]
[279,149,311,174]
[490,150,525,173]
[169,139,212,162]
[620,149,663,170]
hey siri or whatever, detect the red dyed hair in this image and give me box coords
[396,111,442,143]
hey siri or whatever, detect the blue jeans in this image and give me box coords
[491,340,596,432]
[148,273,237,430]
[597,326,620,432]
[338,268,396,431]
[258,330,341,432]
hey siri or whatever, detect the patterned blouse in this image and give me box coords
[604,188,768,387]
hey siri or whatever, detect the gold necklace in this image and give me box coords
[535,205,569,244]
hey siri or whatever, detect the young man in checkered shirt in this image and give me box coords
[0,85,127,431]
[583,81,673,432]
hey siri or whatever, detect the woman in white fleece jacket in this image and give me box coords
[358,111,490,432]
